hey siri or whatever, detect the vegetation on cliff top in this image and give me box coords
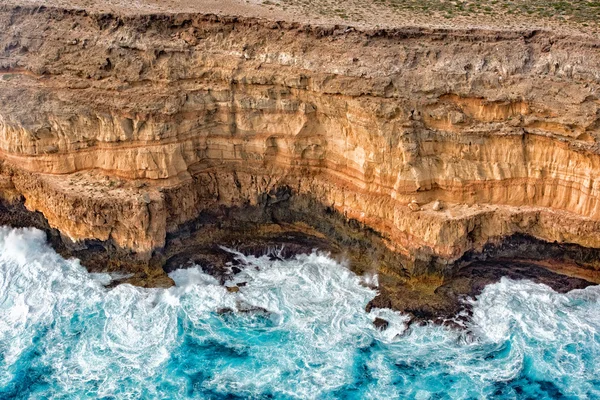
[262,0,600,31]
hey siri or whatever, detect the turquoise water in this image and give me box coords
[1,227,600,399]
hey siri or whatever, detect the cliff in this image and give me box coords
[1,4,600,300]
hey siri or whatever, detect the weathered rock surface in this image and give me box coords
[1,5,600,302]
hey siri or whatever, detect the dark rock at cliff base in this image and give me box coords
[371,260,598,325]
[373,317,389,331]
[1,195,599,329]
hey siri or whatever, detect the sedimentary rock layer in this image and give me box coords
[1,5,600,276]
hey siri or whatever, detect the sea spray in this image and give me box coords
[0,227,599,399]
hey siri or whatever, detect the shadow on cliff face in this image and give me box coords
[0,190,599,325]
[161,186,404,280]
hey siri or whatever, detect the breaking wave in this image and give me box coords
[1,227,599,399]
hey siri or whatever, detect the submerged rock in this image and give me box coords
[373,317,390,331]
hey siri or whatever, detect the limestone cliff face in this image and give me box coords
[1,6,600,274]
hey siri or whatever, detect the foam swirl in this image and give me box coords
[0,227,599,399]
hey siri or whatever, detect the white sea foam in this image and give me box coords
[0,227,599,399]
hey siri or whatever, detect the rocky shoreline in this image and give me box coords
[1,189,598,325]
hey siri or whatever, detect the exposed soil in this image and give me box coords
[5,0,599,37]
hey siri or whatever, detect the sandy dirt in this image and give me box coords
[5,0,600,37]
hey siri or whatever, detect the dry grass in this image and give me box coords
[260,0,600,34]
[267,0,600,24]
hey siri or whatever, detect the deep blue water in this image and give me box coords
[1,227,600,399]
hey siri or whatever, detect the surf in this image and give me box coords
[0,226,599,399]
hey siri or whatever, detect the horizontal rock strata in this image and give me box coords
[1,6,600,284]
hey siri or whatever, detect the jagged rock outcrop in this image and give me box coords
[1,5,600,283]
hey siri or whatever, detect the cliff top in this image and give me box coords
[5,0,600,38]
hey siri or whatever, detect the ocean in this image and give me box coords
[1,226,599,399]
